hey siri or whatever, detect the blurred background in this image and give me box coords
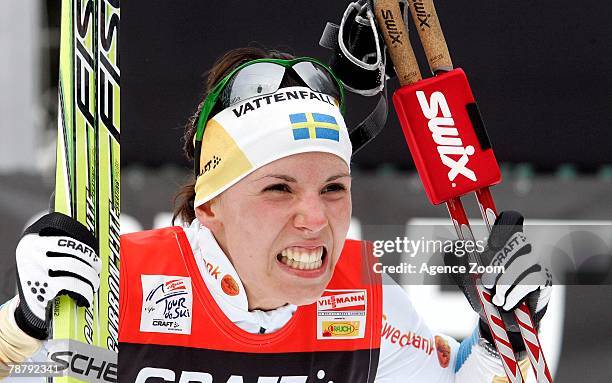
[1,1,611,381]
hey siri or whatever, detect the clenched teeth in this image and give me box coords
[279,246,324,270]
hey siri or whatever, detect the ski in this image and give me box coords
[96,0,121,360]
[52,1,119,382]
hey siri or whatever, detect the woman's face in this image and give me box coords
[196,152,352,310]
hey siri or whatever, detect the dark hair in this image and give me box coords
[173,47,296,224]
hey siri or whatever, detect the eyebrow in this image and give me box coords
[325,173,351,182]
[256,173,351,183]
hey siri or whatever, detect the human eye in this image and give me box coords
[262,183,292,193]
[321,183,347,194]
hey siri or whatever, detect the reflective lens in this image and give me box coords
[293,61,341,102]
[217,60,342,110]
[219,62,285,107]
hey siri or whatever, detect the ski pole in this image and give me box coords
[404,1,553,380]
[474,189,553,383]
[371,0,552,381]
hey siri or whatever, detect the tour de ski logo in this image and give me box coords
[317,289,367,339]
[140,275,193,335]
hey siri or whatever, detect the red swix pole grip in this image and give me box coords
[392,70,502,205]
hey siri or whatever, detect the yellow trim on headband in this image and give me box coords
[195,119,253,201]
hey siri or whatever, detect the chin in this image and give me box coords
[285,284,327,307]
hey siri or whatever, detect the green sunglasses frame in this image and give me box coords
[194,57,346,145]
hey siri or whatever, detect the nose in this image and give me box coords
[293,193,328,234]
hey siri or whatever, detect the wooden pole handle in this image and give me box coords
[373,0,421,86]
[406,0,453,73]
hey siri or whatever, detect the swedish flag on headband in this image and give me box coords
[289,112,340,142]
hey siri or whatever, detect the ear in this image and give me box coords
[195,199,221,231]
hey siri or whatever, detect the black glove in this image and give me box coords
[14,212,101,340]
[444,211,552,351]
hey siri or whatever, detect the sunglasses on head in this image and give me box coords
[193,57,345,177]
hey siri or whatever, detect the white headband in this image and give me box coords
[194,86,352,207]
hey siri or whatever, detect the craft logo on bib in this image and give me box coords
[141,275,193,334]
[317,289,367,339]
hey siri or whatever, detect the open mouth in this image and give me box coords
[277,246,327,271]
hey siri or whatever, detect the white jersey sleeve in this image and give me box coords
[0,297,44,382]
[376,277,525,382]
